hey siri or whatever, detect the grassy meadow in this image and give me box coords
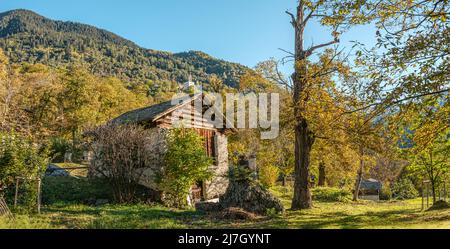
[1,185,449,229]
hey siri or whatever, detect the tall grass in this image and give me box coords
[0,215,54,229]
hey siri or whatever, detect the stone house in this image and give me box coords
[92,93,233,203]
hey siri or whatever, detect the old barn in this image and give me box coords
[91,93,233,203]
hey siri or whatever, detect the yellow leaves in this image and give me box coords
[0,59,148,138]
[411,102,450,150]
[332,31,341,40]
[208,74,224,93]
[258,163,279,188]
[338,8,350,16]
[238,71,271,93]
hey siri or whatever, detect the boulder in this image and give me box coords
[84,198,110,206]
[95,199,109,206]
[219,179,284,215]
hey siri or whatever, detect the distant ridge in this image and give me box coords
[0,9,249,87]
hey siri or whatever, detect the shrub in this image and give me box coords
[159,128,213,208]
[229,165,254,182]
[0,132,49,212]
[48,137,72,163]
[312,187,352,202]
[88,124,154,203]
[391,178,419,200]
[259,164,279,188]
[380,185,392,200]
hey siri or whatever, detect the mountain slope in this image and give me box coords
[0,9,249,87]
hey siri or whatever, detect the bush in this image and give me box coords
[88,124,154,203]
[0,132,49,212]
[391,178,419,200]
[380,185,392,200]
[159,128,213,208]
[259,164,279,188]
[312,187,352,202]
[48,137,72,163]
[229,165,254,182]
[4,180,40,213]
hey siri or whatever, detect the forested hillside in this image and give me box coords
[0,9,249,88]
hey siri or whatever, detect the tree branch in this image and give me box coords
[266,60,292,91]
[278,48,295,57]
[285,10,297,28]
[302,1,323,26]
[303,9,317,26]
[305,38,340,57]
[345,88,450,114]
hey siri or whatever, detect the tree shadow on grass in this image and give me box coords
[230,208,421,229]
[87,210,196,229]
[43,204,206,229]
[41,202,426,229]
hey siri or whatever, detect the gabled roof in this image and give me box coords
[111,93,235,130]
[360,178,382,190]
[111,94,202,125]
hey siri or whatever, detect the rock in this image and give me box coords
[84,198,97,206]
[64,152,73,163]
[219,179,284,215]
[94,199,109,206]
[84,198,110,206]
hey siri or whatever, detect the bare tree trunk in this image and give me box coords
[291,2,314,210]
[318,162,326,187]
[431,182,436,204]
[429,151,437,204]
[292,119,314,209]
[288,1,338,209]
[353,151,364,201]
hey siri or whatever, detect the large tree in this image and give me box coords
[285,0,376,209]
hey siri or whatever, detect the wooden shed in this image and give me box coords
[91,93,233,203]
[359,178,382,201]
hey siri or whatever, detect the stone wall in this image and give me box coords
[135,128,168,190]
[89,127,168,191]
[90,127,229,201]
[204,132,229,199]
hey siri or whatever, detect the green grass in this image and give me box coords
[42,177,112,205]
[1,186,449,229]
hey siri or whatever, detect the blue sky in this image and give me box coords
[0,0,377,74]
